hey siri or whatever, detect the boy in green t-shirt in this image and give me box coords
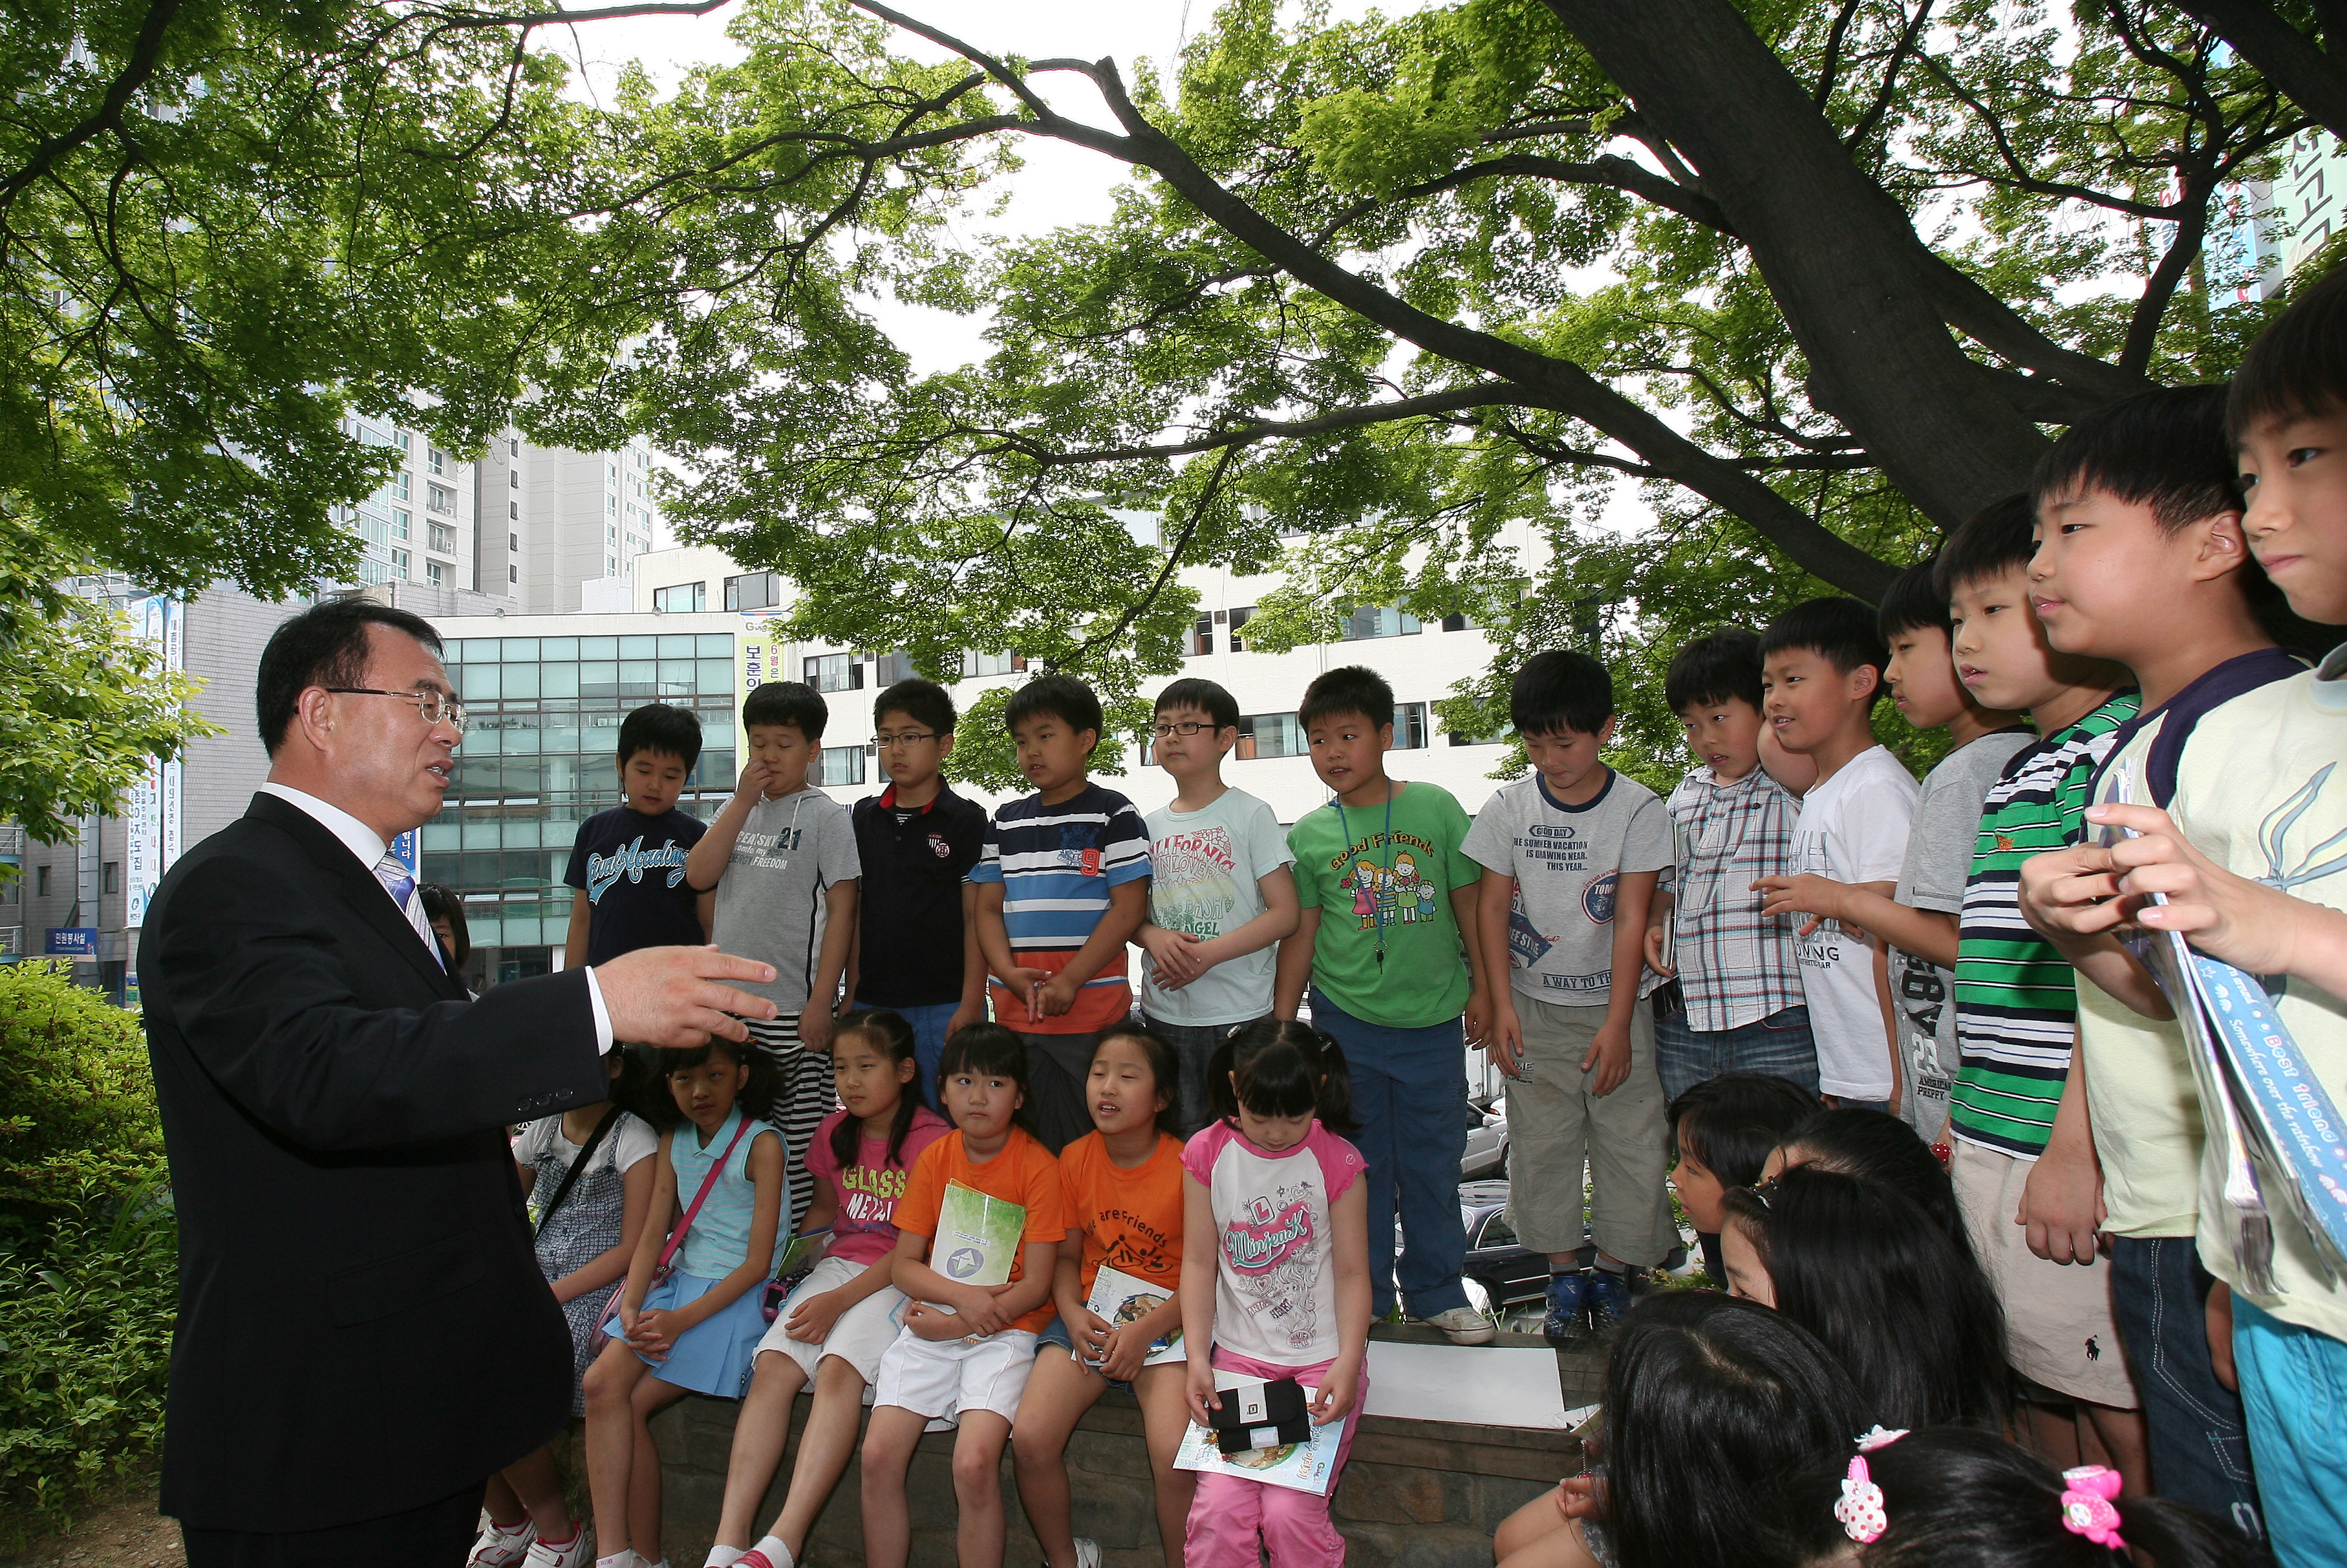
[1273,665,1496,1344]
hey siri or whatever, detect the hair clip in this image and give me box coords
[1854,1426,1909,1452]
[2059,1466,2125,1550]
[1836,1455,1888,1544]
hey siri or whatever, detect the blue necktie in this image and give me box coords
[374,854,445,971]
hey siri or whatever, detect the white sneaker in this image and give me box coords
[1073,1540,1102,1568]
[1418,1305,1497,1345]
[524,1531,590,1568]
[470,1520,536,1568]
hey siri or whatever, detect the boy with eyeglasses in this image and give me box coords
[1135,677,1301,1135]
[846,678,989,1105]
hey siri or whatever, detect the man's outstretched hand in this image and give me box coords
[593,945,778,1046]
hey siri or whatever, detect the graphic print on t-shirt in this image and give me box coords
[1153,825,1245,937]
[1224,1176,1324,1351]
[584,835,692,903]
[1333,834,1442,929]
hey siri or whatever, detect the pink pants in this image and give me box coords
[1183,1349,1366,1568]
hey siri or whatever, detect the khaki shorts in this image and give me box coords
[1503,994,1677,1265]
[1951,1140,2139,1409]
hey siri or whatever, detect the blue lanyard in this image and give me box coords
[1333,788,1396,966]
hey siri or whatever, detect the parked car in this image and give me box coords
[1461,1097,1509,1179]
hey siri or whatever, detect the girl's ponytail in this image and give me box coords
[1210,1018,1358,1135]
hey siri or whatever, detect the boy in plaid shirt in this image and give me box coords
[1644,630,1819,1103]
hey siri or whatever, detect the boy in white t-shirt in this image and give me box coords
[1136,678,1301,1135]
[1757,598,1919,1109]
[1466,650,1677,1344]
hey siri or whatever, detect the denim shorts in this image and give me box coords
[1036,1314,1133,1393]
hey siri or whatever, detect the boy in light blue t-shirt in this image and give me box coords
[1134,677,1300,1136]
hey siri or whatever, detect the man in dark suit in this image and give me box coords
[141,598,778,1567]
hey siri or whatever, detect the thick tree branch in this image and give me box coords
[0,0,184,205]
[2173,0,2347,145]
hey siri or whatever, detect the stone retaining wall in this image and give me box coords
[647,1327,1603,1567]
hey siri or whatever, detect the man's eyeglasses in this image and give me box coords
[873,730,941,748]
[1150,720,1217,739]
[326,687,469,733]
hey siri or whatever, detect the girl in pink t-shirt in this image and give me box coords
[1178,1019,1372,1568]
[713,1011,947,1568]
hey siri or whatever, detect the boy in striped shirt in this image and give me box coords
[1936,497,2144,1470]
[970,673,1152,1152]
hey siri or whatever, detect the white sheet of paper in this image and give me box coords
[1361,1340,1571,1429]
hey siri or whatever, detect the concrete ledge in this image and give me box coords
[650,1327,1602,1567]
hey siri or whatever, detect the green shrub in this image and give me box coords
[0,961,166,1249]
[0,1178,177,1548]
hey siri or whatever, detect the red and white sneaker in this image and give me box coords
[523,1529,591,1568]
[469,1520,536,1568]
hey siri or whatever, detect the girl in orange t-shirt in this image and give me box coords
[862,1024,1071,1568]
[1013,1024,1196,1568]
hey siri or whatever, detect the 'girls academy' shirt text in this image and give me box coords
[804,1105,951,1267]
[969,783,1152,1035]
[1184,1119,1365,1367]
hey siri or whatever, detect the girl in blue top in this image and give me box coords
[584,1036,789,1568]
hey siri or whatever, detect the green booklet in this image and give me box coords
[774,1227,831,1283]
[936,1180,1025,1289]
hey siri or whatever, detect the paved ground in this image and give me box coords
[1,1488,182,1568]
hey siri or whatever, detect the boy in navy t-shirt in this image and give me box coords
[562,702,711,968]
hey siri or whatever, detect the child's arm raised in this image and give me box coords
[800,877,857,1053]
[1751,874,1956,968]
[1475,867,1525,1078]
[549,1148,657,1305]
[1180,1171,1221,1426]
[630,1130,787,1355]
[1313,1174,1372,1427]
[683,758,775,894]
[1273,905,1319,1021]
[1585,870,1660,1097]
[1037,879,1149,1018]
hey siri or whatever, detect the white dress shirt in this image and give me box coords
[257,782,614,1052]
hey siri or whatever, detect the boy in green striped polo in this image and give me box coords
[1936,498,2146,1478]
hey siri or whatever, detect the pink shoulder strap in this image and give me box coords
[655,1113,756,1273]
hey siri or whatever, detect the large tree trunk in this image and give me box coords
[1547,0,2070,532]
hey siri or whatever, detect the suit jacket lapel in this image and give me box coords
[246,793,462,999]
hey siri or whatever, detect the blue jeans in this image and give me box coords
[1309,990,1469,1320]
[2234,1295,2347,1568]
[1653,1004,1819,1102]
[2110,1236,2260,1539]
[1141,1014,1262,1139]
[894,1002,959,1111]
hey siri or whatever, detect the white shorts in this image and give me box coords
[753,1256,910,1384]
[872,1324,1041,1423]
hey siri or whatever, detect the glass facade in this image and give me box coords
[420,632,741,960]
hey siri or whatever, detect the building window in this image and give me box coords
[606,524,617,543]
[874,649,916,686]
[1188,617,1214,657]
[391,548,411,578]
[392,508,411,541]
[654,582,707,613]
[508,501,519,521]
[606,493,617,515]
[815,746,866,787]
[1234,712,1303,760]
[608,461,619,481]
[508,564,519,584]
[804,652,863,693]
[508,531,518,552]
[428,482,455,513]
[428,521,456,553]
[1393,702,1430,749]
[102,861,120,894]
[509,469,520,489]
[396,430,411,453]
[725,572,782,612]
[38,864,52,897]
[429,447,445,475]
[605,556,616,575]
[427,561,446,587]
[1440,612,1476,632]
[960,649,1020,678]
[1229,606,1254,651]
[390,471,410,501]
[1342,605,1421,641]
[509,436,519,455]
